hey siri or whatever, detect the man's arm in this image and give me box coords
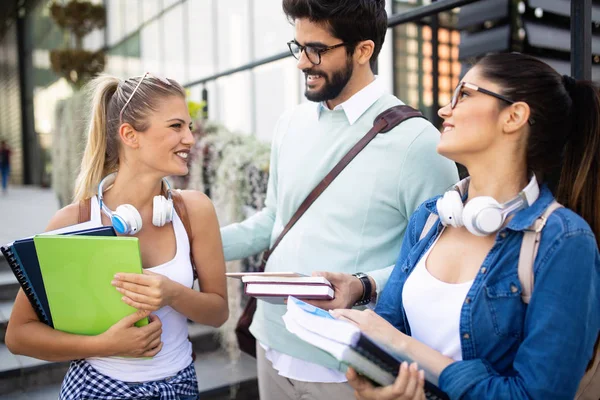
[220,116,283,261]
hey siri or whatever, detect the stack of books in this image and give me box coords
[226,272,334,303]
[0,223,149,334]
[283,296,449,400]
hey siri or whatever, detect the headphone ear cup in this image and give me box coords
[462,196,503,236]
[152,196,173,227]
[114,204,143,235]
[437,190,464,228]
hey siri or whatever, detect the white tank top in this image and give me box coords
[402,232,473,361]
[86,196,195,382]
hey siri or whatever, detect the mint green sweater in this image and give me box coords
[221,95,458,371]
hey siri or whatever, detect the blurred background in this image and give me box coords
[0,0,598,398]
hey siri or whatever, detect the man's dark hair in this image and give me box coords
[282,0,387,71]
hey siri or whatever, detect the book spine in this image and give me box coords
[1,245,51,326]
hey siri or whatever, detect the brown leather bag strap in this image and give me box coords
[78,198,92,223]
[261,104,424,269]
[171,190,198,281]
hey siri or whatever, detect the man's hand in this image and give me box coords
[301,271,371,310]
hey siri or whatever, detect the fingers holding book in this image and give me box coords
[100,309,164,358]
[112,270,177,311]
[331,309,405,352]
[347,362,426,400]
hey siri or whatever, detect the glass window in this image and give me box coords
[187,0,215,82]
[163,4,185,82]
[123,0,141,37]
[216,0,250,70]
[215,71,252,134]
[140,19,162,75]
[252,0,293,60]
[254,57,299,142]
[142,0,161,23]
[106,0,123,47]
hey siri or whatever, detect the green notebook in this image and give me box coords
[33,235,149,335]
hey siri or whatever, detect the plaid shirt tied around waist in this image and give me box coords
[59,359,199,400]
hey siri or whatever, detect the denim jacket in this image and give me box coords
[375,185,600,400]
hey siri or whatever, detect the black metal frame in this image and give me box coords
[184,0,593,97]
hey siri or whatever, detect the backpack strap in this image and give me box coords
[78,198,92,223]
[419,213,439,241]
[518,200,563,304]
[171,190,198,281]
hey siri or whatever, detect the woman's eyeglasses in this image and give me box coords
[287,40,348,65]
[119,72,171,123]
[451,82,535,125]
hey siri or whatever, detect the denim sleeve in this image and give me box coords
[375,202,431,333]
[439,231,600,400]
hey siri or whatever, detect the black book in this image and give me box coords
[1,225,116,327]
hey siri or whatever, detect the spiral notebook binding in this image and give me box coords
[1,244,50,325]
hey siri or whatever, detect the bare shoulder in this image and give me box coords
[45,202,81,231]
[177,190,217,221]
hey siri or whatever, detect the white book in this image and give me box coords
[245,283,334,304]
[225,271,307,279]
[241,275,331,286]
[284,297,448,399]
[4,220,102,246]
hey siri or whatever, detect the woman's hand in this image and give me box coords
[111,270,178,311]
[330,308,409,352]
[347,363,426,400]
[99,310,163,358]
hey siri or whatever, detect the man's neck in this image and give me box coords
[326,68,375,109]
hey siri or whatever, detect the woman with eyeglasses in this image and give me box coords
[5,74,228,400]
[331,52,600,400]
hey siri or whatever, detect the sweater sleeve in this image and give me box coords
[397,123,458,221]
[220,115,284,261]
[371,123,456,295]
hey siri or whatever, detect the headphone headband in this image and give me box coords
[438,174,540,236]
[97,172,173,235]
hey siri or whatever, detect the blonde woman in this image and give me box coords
[5,73,228,400]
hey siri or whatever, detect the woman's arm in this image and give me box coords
[331,308,454,386]
[5,204,163,361]
[113,191,228,327]
[172,190,228,326]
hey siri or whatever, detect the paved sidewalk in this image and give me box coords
[0,186,60,246]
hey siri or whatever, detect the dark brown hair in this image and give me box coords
[282,0,387,70]
[476,53,600,246]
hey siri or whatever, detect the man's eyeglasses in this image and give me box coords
[451,81,535,125]
[287,40,348,65]
[119,72,171,123]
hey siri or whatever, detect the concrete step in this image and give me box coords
[0,300,13,343]
[0,255,8,273]
[0,271,18,301]
[0,322,224,395]
[0,350,258,400]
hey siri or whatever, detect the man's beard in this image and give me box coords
[303,57,353,102]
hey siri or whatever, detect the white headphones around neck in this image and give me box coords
[98,172,174,235]
[436,175,540,236]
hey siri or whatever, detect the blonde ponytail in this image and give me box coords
[73,75,120,202]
